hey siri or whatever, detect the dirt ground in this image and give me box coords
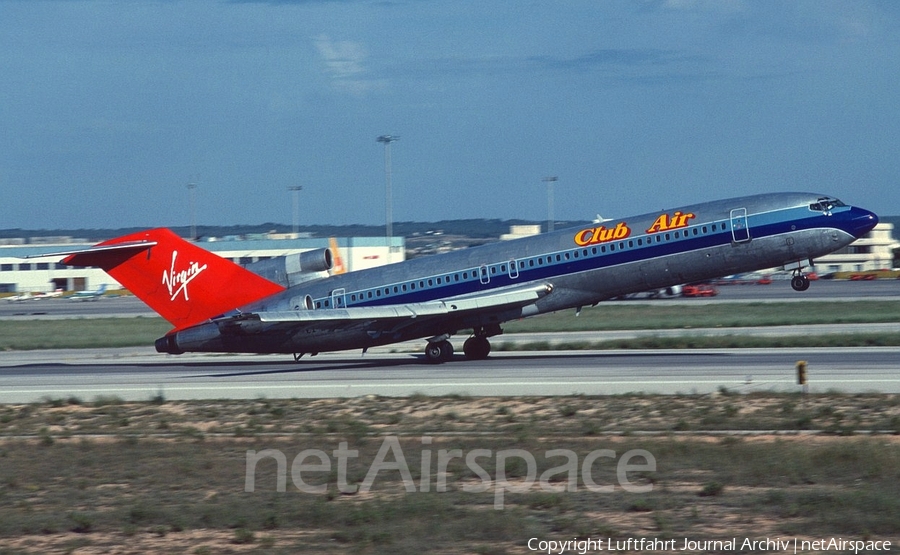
[1,393,898,554]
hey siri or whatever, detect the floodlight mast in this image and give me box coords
[288,186,303,235]
[376,135,399,251]
[542,176,558,232]
[187,182,198,241]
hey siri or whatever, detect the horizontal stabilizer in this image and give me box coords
[24,241,158,262]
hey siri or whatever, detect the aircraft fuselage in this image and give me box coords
[214,192,877,355]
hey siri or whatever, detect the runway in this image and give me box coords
[2,280,898,403]
[1,346,898,403]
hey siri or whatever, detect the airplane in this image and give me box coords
[2,291,34,302]
[67,283,108,301]
[3,288,64,302]
[50,192,876,363]
[33,288,64,300]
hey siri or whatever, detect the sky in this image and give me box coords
[1,0,899,230]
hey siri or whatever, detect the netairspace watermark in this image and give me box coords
[527,537,892,554]
[244,436,656,509]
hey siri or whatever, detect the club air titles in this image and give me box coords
[573,211,697,247]
[645,211,696,233]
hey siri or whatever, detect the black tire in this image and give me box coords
[424,342,444,363]
[439,340,454,361]
[463,336,491,360]
[791,275,808,291]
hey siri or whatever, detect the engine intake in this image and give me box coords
[244,248,334,287]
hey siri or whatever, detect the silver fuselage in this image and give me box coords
[188,192,878,353]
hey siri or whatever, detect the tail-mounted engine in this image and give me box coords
[243,248,334,287]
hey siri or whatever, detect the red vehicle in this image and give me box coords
[682,284,718,297]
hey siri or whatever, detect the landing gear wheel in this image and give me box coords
[424,340,454,363]
[791,275,810,292]
[463,336,491,360]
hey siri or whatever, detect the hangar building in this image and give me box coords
[0,234,404,294]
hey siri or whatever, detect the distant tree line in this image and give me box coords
[0,219,592,242]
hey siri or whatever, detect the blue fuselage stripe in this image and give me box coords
[313,207,849,308]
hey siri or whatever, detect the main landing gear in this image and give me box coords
[790,269,811,292]
[424,340,454,363]
[424,325,500,363]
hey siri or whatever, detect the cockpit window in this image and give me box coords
[809,197,845,212]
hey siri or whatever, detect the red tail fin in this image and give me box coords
[63,229,286,330]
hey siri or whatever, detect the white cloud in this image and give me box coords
[313,34,385,95]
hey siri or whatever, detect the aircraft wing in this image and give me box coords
[218,282,552,336]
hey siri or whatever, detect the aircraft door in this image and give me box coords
[479,265,490,285]
[331,288,346,308]
[508,259,519,279]
[730,208,751,243]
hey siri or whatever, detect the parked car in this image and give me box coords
[682,284,718,297]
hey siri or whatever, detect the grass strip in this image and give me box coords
[0,318,171,350]
[1,301,899,350]
[503,301,900,332]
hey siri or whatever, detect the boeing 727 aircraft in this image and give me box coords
[54,193,877,362]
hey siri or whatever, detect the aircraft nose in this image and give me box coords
[848,206,878,238]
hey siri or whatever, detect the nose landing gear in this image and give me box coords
[791,269,811,292]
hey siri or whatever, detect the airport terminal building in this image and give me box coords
[814,223,898,273]
[0,234,404,294]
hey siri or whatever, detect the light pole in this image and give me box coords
[288,186,303,235]
[542,176,558,232]
[187,182,198,241]
[376,135,399,250]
